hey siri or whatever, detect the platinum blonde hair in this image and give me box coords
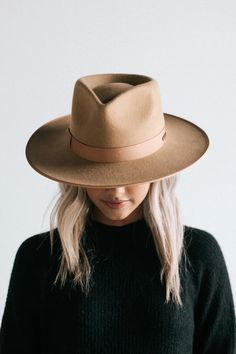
[49,175,187,308]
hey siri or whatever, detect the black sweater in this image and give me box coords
[0,218,235,354]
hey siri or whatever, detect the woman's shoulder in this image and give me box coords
[184,225,223,253]
[183,225,228,276]
[14,229,60,266]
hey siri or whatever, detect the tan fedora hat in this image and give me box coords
[25,73,209,188]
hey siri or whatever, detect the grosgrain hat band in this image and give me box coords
[66,127,167,162]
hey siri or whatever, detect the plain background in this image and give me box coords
[0,0,235,322]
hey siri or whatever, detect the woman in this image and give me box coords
[0,73,235,353]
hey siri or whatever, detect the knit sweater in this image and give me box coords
[0,218,235,354]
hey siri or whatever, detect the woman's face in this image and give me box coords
[85,182,151,226]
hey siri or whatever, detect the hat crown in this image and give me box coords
[70,73,165,148]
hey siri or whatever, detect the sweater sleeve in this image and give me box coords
[190,229,236,354]
[0,236,42,354]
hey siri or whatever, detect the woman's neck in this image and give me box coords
[90,206,144,227]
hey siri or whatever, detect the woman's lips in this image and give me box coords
[103,200,129,209]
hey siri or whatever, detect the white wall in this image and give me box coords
[1,0,235,322]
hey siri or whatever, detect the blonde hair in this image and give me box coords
[49,175,188,308]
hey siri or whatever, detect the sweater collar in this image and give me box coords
[84,216,153,251]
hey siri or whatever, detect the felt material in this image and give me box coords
[0,219,235,353]
[66,126,166,162]
[25,73,209,188]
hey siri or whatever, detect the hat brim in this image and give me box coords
[25,113,209,188]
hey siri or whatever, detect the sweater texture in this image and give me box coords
[0,218,235,354]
